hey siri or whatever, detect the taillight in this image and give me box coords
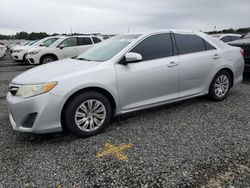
[240,48,244,56]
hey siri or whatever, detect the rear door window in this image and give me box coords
[174,34,206,55]
[130,33,174,61]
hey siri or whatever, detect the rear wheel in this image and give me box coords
[208,70,232,101]
[64,91,112,137]
[40,55,56,64]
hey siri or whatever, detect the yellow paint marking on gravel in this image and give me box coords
[202,164,250,188]
[96,143,133,161]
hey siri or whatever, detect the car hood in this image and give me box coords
[13,45,39,51]
[12,58,100,84]
[228,38,250,45]
[27,46,46,52]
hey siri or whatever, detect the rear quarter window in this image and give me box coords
[92,37,102,43]
[204,40,216,50]
[78,37,93,46]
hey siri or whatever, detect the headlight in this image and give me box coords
[28,49,41,55]
[16,82,57,98]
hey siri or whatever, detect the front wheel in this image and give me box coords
[40,55,56,64]
[64,91,113,137]
[208,70,232,101]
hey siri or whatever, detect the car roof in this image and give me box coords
[125,29,195,36]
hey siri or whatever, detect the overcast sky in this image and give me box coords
[0,0,250,35]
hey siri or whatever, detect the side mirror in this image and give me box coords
[58,44,66,49]
[39,43,45,47]
[122,52,142,65]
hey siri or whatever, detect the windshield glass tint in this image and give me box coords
[77,34,141,62]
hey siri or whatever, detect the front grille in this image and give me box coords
[22,113,37,128]
[9,84,19,96]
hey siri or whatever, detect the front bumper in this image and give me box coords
[26,54,40,64]
[11,52,25,61]
[6,92,64,134]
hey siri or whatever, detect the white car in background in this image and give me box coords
[0,44,7,58]
[11,36,62,62]
[212,34,242,43]
[26,35,102,64]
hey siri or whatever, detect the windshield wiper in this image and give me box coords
[76,57,91,61]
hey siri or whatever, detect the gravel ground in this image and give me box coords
[0,52,250,187]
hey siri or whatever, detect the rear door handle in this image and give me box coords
[168,61,178,67]
[213,54,221,59]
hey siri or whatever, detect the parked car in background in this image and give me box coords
[7,41,20,48]
[0,44,7,58]
[228,32,250,72]
[8,42,21,53]
[26,35,102,64]
[7,30,244,137]
[212,34,242,43]
[10,41,34,53]
[11,36,62,62]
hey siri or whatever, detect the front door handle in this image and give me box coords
[168,61,178,67]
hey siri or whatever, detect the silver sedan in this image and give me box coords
[7,30,244,137]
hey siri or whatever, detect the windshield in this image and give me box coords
[244,32,250,39]
[42,38,59,47]
[28,40,37,46]
[31,39,43,46]
[31,37,59,47]
[77,34,141,62]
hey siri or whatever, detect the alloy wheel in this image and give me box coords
[43,57,53,64]
[74,99,106,132]
[214,75,229,98]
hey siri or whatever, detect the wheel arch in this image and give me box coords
[60,86,117,132]
[217,67,234,88]
[39,53,58,64]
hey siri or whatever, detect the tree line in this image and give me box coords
[0,31,63,40]
[0,31,102,40]
[206,27,250,35]
[0,27,250,40]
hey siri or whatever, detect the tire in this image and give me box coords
[64,91,113,137]
[40,55,56,64]
[208,70,232,101]
[23,54,28,64]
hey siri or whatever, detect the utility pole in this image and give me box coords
[128,26,130,33]
[70,27,73,35]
